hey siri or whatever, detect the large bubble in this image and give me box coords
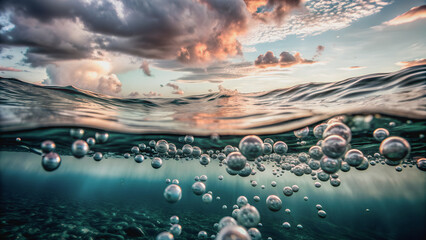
[239,135,264,160]
[216,226,251,240]
[273,141,288,155]
[156,231,174,240]
[237,205,260,228]
[314,123,328,139]
[294,127,309,139]
[151,157,163,169]
[218,216,237,231]
[192,182,206,195]
[266,195,282,212]
[323,122,352,142]
[226,152,247,171]
[379,136,411,162]
[373,128,389,141]
[41,140,56,153]
[71,140,89,158]
[163,184,182,203]
[344,149,364,167]
[309,146,323,160]
[155,140,169,154]
[320,156,341,174]
[321,135,347,158]
[416,158,426,171]
[41,152,61,171]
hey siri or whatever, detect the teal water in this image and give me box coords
[0,66,425,240]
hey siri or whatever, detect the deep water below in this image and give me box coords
[1,151,425,240]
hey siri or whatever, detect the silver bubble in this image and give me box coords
[282,222,291,229]
[216,226,251,240]
[294,126,309,139]
[321,135,347,159]
[320,156,341,174]
[237,205,260,228]
[86,137,96,147]
[239,135,264,160]
[313,123,328,139]
[247,228,262,240]
[163,184,182,203]
[93,152,103,161]
[416,158,426,171]
[151,157,163,169]
[199,154,210,166]
[70,128,84,139]
[379,136,411,162]
[156,231,174,240]
[41,140,56,153]
[134,154,144,163]
[202,193,213,204]
[323,122,352,142]
[237,196,248,208]
[155,140,169,154]
[373,128,389,141]
[218,216,237,231]
[266,195,282,212]
[170,215,179,224]
[318,210,327,218]
[169,224,182,236]
[309,146,323,160]
[95,132,109,143]
[192,182,206,195]
[184,135,194,144]
[273,141,288,155]
[283,186,293,196]
[71,140,89,158]
[344,149,364,167]
[41,152,61,171]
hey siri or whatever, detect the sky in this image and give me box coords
[0,0,425,98]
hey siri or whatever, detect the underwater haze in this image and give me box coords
[0,65,425,240]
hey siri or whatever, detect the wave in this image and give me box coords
[0,65,425,135]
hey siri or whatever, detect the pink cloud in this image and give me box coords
[384,5,426,26]
[0,66,23,72]
[396,58,426,68]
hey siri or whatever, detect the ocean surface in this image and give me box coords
[0,65,425,240]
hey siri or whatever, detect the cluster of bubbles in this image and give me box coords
[23,116,423,239]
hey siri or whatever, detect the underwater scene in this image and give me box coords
[1,0,426,240]
[1,65,425,240]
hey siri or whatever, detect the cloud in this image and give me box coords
[2,54,13,60]
[162,61,255,83]
[383,5,426,26]
[255,48,319,68]
[140,60,151,76]
[44,60,122,95]
[339,66,366,70]
[241,0,391,45]
[396,59,426,68]
[0,66,23,72]
[0,0,258,66]
[244,0,303,24]
[313,45,325,60]
[142,91,161,97]
[166,83,184,95]
[128,91,140,98]
[254,51,279,67]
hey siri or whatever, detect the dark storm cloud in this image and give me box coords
[254,51,279,66]
[0,0,255,66]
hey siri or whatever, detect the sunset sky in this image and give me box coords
[0,0,425,97]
